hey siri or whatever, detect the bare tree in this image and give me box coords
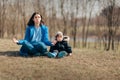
[70,0,79,48]
[81,0,88,48]
[0,0,7,38]
[100,0,116,50]
[85,0,97,48]
[60,0,68,35]
[0,1,2,38]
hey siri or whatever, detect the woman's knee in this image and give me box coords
[34,42,47,49]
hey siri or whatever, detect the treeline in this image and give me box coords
[0,0,120,50]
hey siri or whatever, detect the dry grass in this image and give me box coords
[0,39,120,80]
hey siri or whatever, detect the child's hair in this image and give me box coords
[27,12,44,26]
[55,31,63,40]
[55,31,70,42]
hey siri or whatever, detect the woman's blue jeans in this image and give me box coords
[19,40,47,56]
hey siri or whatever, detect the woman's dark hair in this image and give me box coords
[27,12,44,26]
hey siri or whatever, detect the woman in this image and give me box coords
[13,12,53,57]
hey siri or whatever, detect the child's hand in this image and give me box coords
[69,53,72,56]
[12,38,18,44]
[67,53,72,56]
[52,40,57,45]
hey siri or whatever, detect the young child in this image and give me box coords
[47,31,72,58]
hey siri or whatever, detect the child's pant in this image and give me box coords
[47,51,67,58]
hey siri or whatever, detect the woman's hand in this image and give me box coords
[12,38,18,44]
[52,40,57,45]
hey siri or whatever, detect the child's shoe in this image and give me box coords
[57,51,67,58]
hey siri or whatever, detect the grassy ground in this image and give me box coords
[0,39,120,80]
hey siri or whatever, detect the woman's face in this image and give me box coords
[33,14,41,25]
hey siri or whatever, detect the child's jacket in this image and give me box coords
[49,40,72,53]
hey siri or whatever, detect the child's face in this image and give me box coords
[56,35,63,41]
[33,14,41,25]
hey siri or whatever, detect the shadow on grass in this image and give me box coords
[0,51,20,57]
[0,51,48,58]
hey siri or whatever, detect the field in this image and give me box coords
[0,39,120,80]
